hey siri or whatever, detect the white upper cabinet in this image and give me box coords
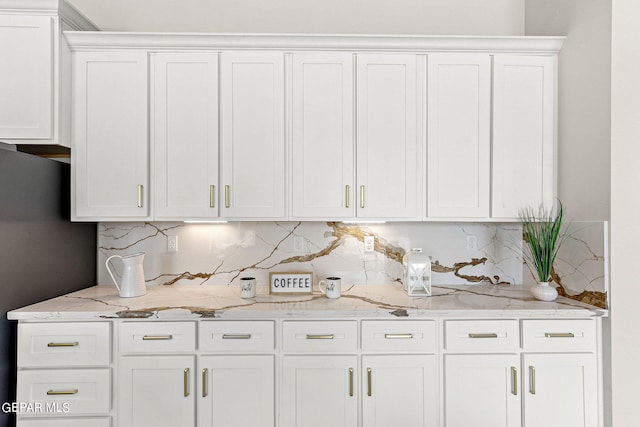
[72,51,149,220]
[220,52,286,219]
[0,15,53,140]
[356,54,421,220]
[153,53,219,220]
[427,54,491,218]
[291,53,354,219]
[0,2,96,145]
[492,55,556,218]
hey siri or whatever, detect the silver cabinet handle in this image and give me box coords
[468,333,498,339]
[544,332,575,338]
[47,342,79,347]
[137,184,144,208]
[384,333,413,339]
[142,335,173,340]
[511,366,518,395]
[345,185,350,208]
[367,368,372,396]
[306,334,334,340]
[349,368,354,397]
[47,389,78,395]
[224,185,230,208]
[222,334,251,339]
[202,368,208,398]
[184,368,190,397]
[360,185,365,208]
[210,185,216,208]
[529,366,536,395]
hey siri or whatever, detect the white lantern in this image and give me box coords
[403,249,432,297]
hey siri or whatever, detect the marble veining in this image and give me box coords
[96,221,608,309]
[7,284,606,321]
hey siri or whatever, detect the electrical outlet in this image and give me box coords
[167,235,178,252]
[466,235,478,251]
[364,236,375,253]
[293,236,305,253]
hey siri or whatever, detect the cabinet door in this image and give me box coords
[0,15,52,139]
[282,355,357,427]
[362,355,437,427]
[523,353,598,427]
[119,355,195,427]
[444,354,521,427]
[427,54,491,218]
[356,54,420,219]
[492,55,556,218]
[291,53,354,219]
[72,51,149,220]
[198,355,274,427]
[153,53,219,220]
[220,52,285,219]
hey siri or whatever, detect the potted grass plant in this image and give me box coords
[520,202,566,301]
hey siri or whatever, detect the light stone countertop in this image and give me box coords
[7,284,607,321]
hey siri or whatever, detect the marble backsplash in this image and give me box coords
[97,221,608,308]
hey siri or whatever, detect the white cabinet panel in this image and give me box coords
[119,355,195,427]
[72,51,149,220]
[153,53,219,219]
[356,54,420,219]
[282,355,357,427]
[291,53,354,219]
[198,355,274,427]
[522,353,598,427]
[492,55,556,218]
[362,355,437,427]
[427,54,491,218]
[0,15,52,139]
[444,354,521,427]
[220,52,285,218]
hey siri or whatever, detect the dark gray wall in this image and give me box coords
[0,150,96,427]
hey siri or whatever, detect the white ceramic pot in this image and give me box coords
[530,281,558,302]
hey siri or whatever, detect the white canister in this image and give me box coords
[240,277,257,299]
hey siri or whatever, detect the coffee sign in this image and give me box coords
[269,272,313,295]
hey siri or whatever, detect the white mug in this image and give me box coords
[240,277,257,299]
[318,277,341,299]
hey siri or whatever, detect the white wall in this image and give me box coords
[525,0,611,221]
[67,0,524,35]
[610,0,640,425]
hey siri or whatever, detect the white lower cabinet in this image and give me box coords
[444,354,521,427]
[282,355,358,427]
[198,355,274,427]
[362,355,437,427]
[118,355,196,427]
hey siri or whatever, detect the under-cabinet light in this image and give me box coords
[183,220,229,224]
[341,221,387,224]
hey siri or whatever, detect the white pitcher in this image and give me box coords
[105,252,147,298]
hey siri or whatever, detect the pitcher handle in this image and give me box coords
[318,280,326,295]
[105,255,122,291]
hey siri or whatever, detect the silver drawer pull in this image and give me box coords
[544,332,575,338]
[222,334,252,340]
[142,335,173,340]
[384,333,414,339]
[47,342,79,347]
[306,334,335,340]
[47,389,78,396]
[468,333,498,339]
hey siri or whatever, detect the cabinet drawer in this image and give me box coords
[444,319,519,351]
[282,321,357,353]
[119,322,196,353]
[18,323,110,367]
[361,320,436,353]
[522,319,596,352]
[18,418,111,427]
[199,321,275,352]
[16,369,110,415]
